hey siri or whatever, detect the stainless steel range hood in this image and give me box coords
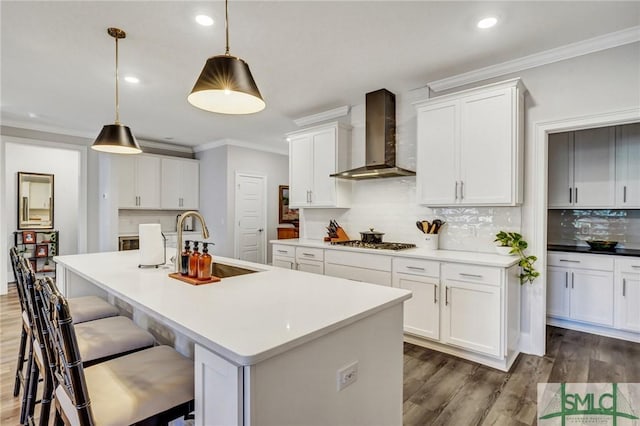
[331,88,415,180]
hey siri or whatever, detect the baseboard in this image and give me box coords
[547,317,640,343]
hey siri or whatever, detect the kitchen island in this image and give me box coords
[54,250,411,426]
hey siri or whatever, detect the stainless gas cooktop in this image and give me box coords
[330,240,416,251]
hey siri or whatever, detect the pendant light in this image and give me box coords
[91,27,142,154]
[187,0,265,114]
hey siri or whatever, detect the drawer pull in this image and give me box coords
[277,250,288,254]
[433,284,438,304]
[631,265,640,269]
[571,272,574,289]
[623,278,626,297]
[445,286,449,306]
[565,271,568,289]
[459,273,483,279]
[302,252,315,257]
[406,266,426,271]
[559,259,580,263]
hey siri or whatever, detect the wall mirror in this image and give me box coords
[278,185,299,224]
[17,172,54,230]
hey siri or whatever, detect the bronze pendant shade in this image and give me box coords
[91,27,141,154]
[188,0,265,114]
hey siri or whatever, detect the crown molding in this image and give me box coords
[293,105,351,127]
[428,25,640,93]
[194,138,288,156]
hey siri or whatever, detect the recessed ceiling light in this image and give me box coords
[195,15,214,26]
[28,112,38,119]
[124,76,140,84]
[477,17,498,29]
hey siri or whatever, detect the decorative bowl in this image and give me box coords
[586,240,618,251]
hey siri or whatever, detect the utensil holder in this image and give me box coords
[423,234,439,250]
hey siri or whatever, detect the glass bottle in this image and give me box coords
[197,243,212,280]
[188,241,200,278]
[180,240,191,276]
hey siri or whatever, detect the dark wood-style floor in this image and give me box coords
[2,283,639,425]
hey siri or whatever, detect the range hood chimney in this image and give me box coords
[331,89,415,180]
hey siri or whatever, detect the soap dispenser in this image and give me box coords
[198,243,212,280]
[180,240,191,276]
[188,241,200,278]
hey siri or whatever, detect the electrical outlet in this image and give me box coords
[337,361,358,391]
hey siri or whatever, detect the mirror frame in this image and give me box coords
[17,171,54,230]
[278,185,299,224]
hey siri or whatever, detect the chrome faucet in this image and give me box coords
[175,211,210,273]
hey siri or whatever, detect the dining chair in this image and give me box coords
[37,275,194,426]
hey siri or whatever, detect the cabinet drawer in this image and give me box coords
[393,257,439,278]
[325,250,392,272]
[548,252,614,271]
[442,263,501,286]
[324,263,391,286]
[272,244,295,258]
[615,257,640,274]
[295,247,324,262]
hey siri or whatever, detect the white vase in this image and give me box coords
[495,246,513,256]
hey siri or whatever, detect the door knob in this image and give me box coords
[258,228,264,232]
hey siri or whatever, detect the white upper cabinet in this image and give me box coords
[161,158,200,210]
[117,155,161,209]
[415,78,524,207]
[287,122,351,208]
[615,122,640,207]
[548,127,616,208]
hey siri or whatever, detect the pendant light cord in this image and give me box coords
[115,35,120,124]
[225,0,230,55]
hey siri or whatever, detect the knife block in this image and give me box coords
[331,227,350,242]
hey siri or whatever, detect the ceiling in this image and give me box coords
[2,1,639,152]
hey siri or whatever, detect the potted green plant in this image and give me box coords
[494,231,539,285]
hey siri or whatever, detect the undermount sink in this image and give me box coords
[211,262,258,278]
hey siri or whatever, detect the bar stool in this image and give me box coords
[37,276,194,426]
[18,259,157,426]
[9,247,119,400]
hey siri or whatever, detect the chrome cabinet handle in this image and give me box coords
[433,284,438,304]
[454,181,458,200]
[309,190,312,203]
[459,273,482,279]
[631,265,640,269]
[460,181,464,200]
[575,187,578,204]
[565,271,568,289]
[559,259,580,263]
[571,272,574,289]
[302,252,315,257]
[624,186,627,203]
[623,278,626,297]
[277,250,288,254]
[569,187,572,204]
[406,266,425,271]
[445,286,449,306]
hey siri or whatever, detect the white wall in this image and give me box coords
[196,145,229,256]
[2,140,83,292]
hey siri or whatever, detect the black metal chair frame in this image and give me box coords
[36,276,194,426]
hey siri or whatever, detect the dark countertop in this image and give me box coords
[548,244,640,258]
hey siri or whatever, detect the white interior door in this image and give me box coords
[234,173,267,264]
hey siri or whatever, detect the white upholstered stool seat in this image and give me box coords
[55,345,194,426]
[68,296,119,324]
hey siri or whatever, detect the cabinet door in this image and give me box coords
[459,88,513,205]
[310,128,336,206]
[273,257,296,270]
[289,135,313,207]
[296,259,324,275]
[393,273,439,340]
[616,123,640,207]
[570,269,614,326]
[546,266,570,319]
[617,273,640,332]
[135,156,161,208]
[117,156,138,208]
[442,280,501,357]
[547,132,574,208]
[573,127,615,207]
[416,101,458,206]
[181,161,200,209]
[161,158,182,209]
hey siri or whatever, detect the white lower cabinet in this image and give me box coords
[295,247,324,275]
[441,263,502,357]
[272,244,296,269]
[615,258,640,333]
[547,252,614,327]
[324,250,392,286]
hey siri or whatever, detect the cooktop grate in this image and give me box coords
[330,240,416,250]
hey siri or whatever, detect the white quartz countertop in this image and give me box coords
[271,239,520,268]
[54,251,411,366]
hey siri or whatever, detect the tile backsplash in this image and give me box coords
[547,209,640,249]
[118,210,188,235]
[301,178,521,253]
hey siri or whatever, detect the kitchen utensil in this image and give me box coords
[422,221,430,234]
[432,219,444,234]
[360,228,385,244]
[586,240,618,251]
[416,221,425,233]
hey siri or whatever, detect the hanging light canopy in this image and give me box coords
[92,27,142,154]
[188,0,265,114]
